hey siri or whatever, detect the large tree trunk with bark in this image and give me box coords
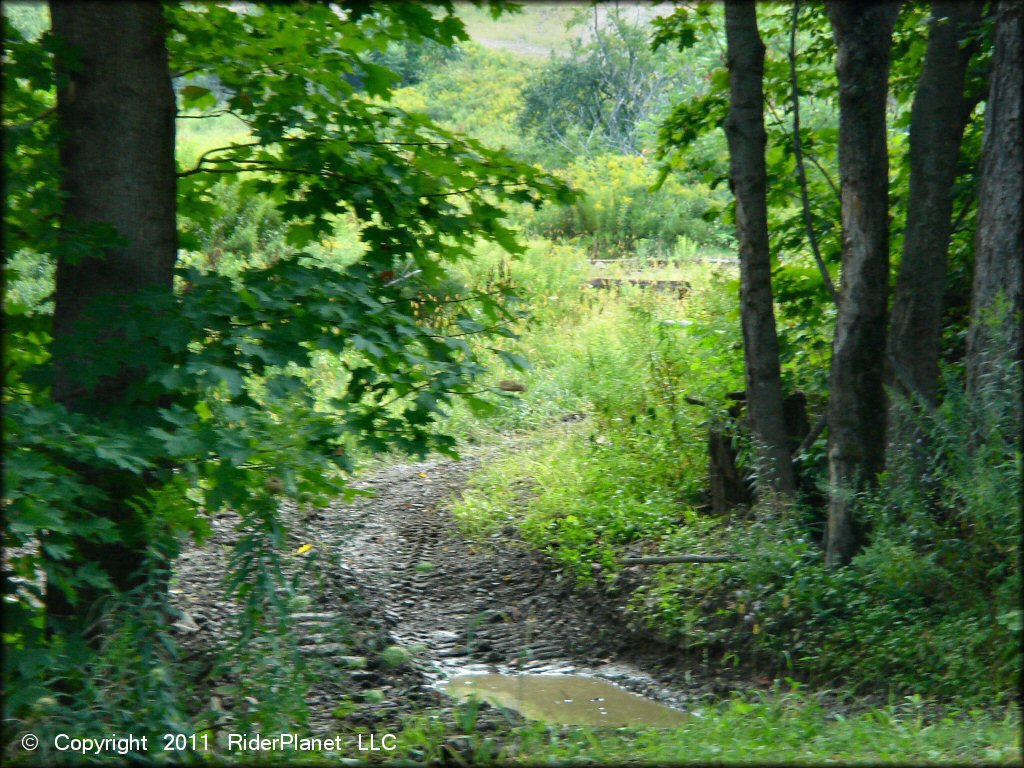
[824,3,899,567]
[887,1,983,482]
[888,2,983,412]
[965,0,1023,398]
[48,2,178,627]
[723,0,796,496]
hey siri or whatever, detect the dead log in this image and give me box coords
[709,428,752,512]
[704,390,814,510]
[708,396,752,513]
[586,278,690,299]
[620,555,741,565]
[783,390,810,451]
[589,258,673,267]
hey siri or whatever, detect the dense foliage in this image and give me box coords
[2,0,1019,762]
[448,0,1020,707]
[529,154,732,257]
[517,6,674,160]
[452,230,1020,704]
[3,0,574,738]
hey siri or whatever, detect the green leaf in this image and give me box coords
[495,350,530,372]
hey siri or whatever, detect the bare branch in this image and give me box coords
[803,150,841,203]
[426,319,515,339]
[789,0,838,303]
[384,269,422,288]
[792,410,827,460]
[381,288,508,307]
[3,106,56,130]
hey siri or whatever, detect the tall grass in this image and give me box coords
[440,236,740,440]
[176,112,251,170]
[445,224,1020,706]
[393,689,1020,764]
[528,153,734,257]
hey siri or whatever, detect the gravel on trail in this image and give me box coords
[170,440,746,739]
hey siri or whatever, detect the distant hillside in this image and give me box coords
[454,1,674,58]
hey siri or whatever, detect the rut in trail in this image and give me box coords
[172,440,745,735]
[312,443,744,710]
[325,452,624,670]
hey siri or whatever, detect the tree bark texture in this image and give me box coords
[825,2,900,567]
[708,420,753,513]
[48,2,178,623]
[889,1,983,410]
[723,0,797,496]
[966,0,1023,397]
[51,1,178,408]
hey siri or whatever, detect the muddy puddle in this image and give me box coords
[438,673,687,727]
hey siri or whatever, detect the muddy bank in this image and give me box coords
[171,439,748,738]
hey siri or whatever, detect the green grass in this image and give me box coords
[439,234,742,439]
[390,692,1020,765]
[453,422,716,577]
[442,229,1019,708]
[176,112,251,169]
[443,241,748,585]
[510,699,1021,764]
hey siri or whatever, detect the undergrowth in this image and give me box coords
[450,240,1021,705]
[390,690,1020,765]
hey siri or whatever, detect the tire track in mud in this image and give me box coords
[325,452,616,670]
[314,442,741,713]
[172,439,744,736]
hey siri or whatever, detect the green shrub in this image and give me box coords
[516,9,674,160]
[4,249,54,313]
[390,42,543,158]
[451,267,746,580]
[450,243,1018,702]
[528,154,732,257]
[368,37,463,87]
[647,351,1021,700]
[178,180,289,275]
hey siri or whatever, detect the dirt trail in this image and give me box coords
[312,440,749,697]
[328,451,630,670]
[173,439,744,735]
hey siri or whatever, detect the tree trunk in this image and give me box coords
[708,421,753,513]
[723,0,796,496]
[965,0,1023,398]
[48,2,178,626]
[825,2,900,567]
[888,1,983,414]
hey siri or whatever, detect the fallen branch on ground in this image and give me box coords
[620,554,741,565]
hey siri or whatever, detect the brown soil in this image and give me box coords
[170,439,748,742]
